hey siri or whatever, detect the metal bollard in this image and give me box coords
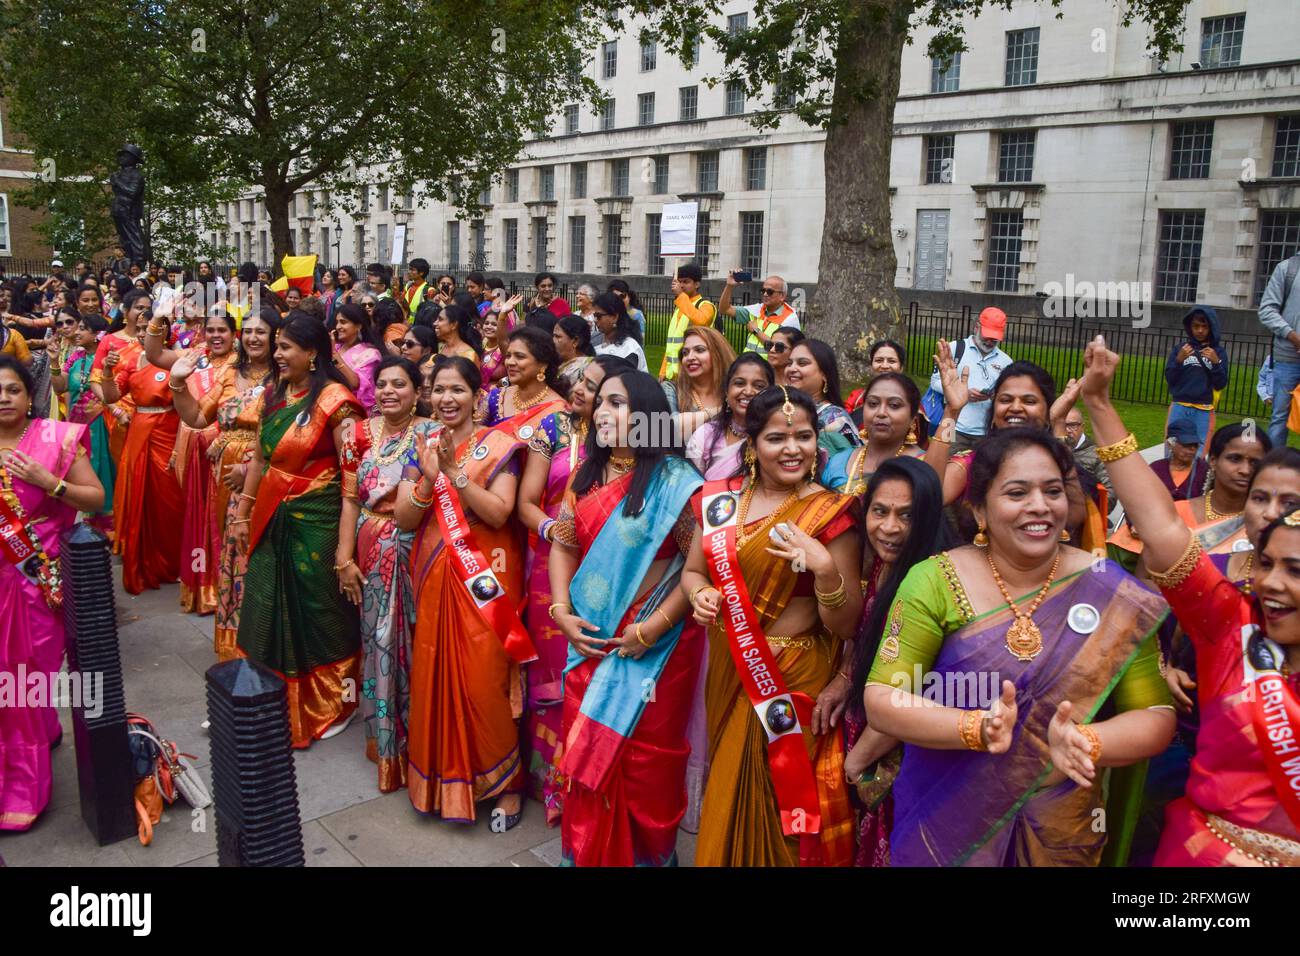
[205,658,305,867]
[60,524,136,846]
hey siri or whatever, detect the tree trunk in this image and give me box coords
[807,2,909,384]
[264,183,296,272]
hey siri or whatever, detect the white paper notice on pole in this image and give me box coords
[660,202,698,256]
[391,224,407,266]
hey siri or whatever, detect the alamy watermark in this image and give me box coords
[0,665,103,719]
[1041,274,1152,328]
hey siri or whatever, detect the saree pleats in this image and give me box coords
[114,409,183,594]
[177,431,219,614]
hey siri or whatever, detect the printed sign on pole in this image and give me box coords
[660,202,698,257]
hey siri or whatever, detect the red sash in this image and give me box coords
[430,469,537,665]
[0,479,60,606]
[699,478,824,865]
[1242,604,1300,830]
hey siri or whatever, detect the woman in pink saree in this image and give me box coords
[0,355,106,830]
[516,355,621,822]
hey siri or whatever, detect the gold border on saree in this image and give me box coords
[1204,812,1300,867]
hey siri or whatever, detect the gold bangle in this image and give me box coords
[228,517,250,526]
[689,584,713,604]
[1077,722,1102,764]
[548,602,572,621]
[168,381,186,391]
[958,709,987,751]
[636,622,652,648]
[1096,432,1139,463]
[238,493,257,503]
[654,607,673,633]
[813,572,845,599]
[333,559,356,572]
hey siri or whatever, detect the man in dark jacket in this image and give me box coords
[1164,304,1228,460]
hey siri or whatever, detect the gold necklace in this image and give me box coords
[453,427,481,468]
[736,476,803,551]
[1240,551,1254,594]
[512,384,550,413]
[607,454,635,477]
[369,415,416,467]
[0,420,32,453]
[1205,490,1242,522]
[987,548,1063,661]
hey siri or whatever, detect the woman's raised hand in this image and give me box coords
[935,339,971,413]
[1080,335,1121,402]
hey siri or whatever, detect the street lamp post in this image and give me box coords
[332,224,342,269]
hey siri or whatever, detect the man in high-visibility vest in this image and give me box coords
[659,262,716,380]
[717,270,800,353]
[395,257,430,322]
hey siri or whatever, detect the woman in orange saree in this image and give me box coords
[230,316,366,748]
[477,326,567,438]
[88,289,151,502]
[100,308,184,595]
[681,386,864,867]
[401,356,533,826]
[547,368,704,866]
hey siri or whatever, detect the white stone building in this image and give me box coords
[214,0,1300,311]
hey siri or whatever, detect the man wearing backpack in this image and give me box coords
[926,307,1012,455]
[1258,253,1300,449]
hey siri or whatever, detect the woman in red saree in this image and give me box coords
[681,386,864,867]
[548,368,704,866]
[100,307,184,594]
[144,310,240,614]
[1081,335,1300,867]
[516,355,623,823]
[89,289,151,486]
[401,356,533,826]
[0,356,105,830]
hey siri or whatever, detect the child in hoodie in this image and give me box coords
[1164,305,1228,459]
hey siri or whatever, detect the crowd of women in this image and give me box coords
[0,261,1296,869]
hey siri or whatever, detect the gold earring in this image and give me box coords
[1059,528,1071,542]
[309,357,316,372]
[808,460,818,484]
[906,423,918,445]
[537,370,546,382]
[744,444,757,479]
[974,524,989,548]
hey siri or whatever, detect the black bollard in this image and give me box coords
[205,658,306,867]
[60,524,136,846]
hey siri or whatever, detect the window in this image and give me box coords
[259,231,268,263]
[377,223,389,262]
[572,162,587,199]
[652,155,669,193]
[320,226,330,264]
[725,80,746,116]
[1200,14,1244,68]
[569,216,586,272]
[997,131,1036,183]
[599,98,615,131]
[774,79,796,110]
[0,195,9,253]
[470,219,486,267]
[602,40,618,79]
[564,103,579,135]
[1254,211,1300,305]
[604,214,622,275]
[447,221,460,267]
[679,85,698,121]
[353,226,364,264]
[1272,116,1300,178]
[727,12,748,35]
[697,150,719,192]
[986,211,1024,292]
[503,219,518,271]
[358,185,370,213]
[695,214,711,272]
[925,134,955,184]
[638,92,656,126]
[646,213,664,275]
[1155,210,1206,302]
[540,165,555,201]
[640,39,656,72]
[506,168,519,202]
[745,147,767,190]
[931,52,961,93]
[740,212,764,275]
[1169,121,1214,180]
[479,186,492,206]
[1005,28,1039,86]
[685,34,702,69]
[613,158,630,197]
[378,184,389,212]
[533,217,549,271]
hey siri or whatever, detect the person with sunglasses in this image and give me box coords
[47,308,81,420]
[718,270,801,354]
[764,327,803,387]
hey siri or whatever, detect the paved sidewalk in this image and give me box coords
[1,567,699,867]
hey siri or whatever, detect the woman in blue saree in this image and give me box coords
[547,368,703,866]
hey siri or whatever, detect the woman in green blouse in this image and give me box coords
[863,427,1175,866]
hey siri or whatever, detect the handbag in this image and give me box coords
[126,713,212,812]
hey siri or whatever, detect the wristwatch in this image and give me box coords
[453,471,469,490]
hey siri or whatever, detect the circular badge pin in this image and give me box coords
[472,444,490,460]
[1067,603,1100,635]
[705,493,738,529]
[764,698,797,735]
[250,385,265,398]
[196,356,210,370]
[1231,538,1254,553]
[154,371,167,382]
[517,425,534,441]
[295,410,311,428]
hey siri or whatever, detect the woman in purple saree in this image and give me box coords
[0,355,105,830]
[865,428,1174,866]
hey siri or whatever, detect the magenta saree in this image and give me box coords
[0,419,89,830]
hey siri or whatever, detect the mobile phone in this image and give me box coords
[733,270,753,283]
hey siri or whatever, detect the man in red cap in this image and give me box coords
[927,306,1012,454]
